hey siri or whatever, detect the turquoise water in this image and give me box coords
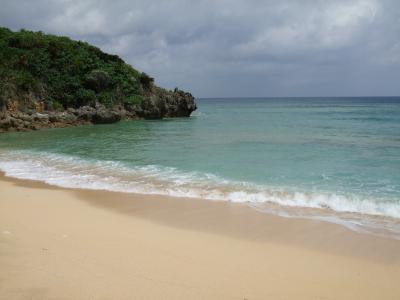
[1,97,400,237]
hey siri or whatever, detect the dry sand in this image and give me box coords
[1,174,400,299]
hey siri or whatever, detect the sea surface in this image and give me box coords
[1,97,400,238]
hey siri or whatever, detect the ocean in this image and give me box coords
[1,97,399,238]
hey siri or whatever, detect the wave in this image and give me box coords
[1,149,400,238]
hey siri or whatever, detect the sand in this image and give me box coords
[1,175,400,300]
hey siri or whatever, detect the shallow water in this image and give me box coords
[1,97,399,238]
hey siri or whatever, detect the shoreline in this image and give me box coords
[1,173,400,299]
[1,149,399,241]
[2,172,400,259]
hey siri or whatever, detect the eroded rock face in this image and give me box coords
[165,89,197,117]
[92,110,122,124]
[0,89,197,133]
[139,89,197,119]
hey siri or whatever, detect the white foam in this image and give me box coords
[1,149,400,238]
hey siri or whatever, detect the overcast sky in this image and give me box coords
[1,0,399,97]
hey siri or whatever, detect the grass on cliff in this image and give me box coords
[0,27,153,109]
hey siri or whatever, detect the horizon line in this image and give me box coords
[195,95,400,99]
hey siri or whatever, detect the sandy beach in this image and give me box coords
[1,174,400,300]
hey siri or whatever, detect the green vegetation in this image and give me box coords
[0,27,153,109]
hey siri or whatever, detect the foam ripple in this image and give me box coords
[1,149,400,238]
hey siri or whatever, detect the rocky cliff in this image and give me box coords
[0,28,196,133]
[0,88,196,132]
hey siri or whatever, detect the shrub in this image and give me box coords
[52,101,64,111]
[14,72,38,91]
[8,30,46,49]
[0,27,147,109]
[126,94,143,106]
[85,69,111,92]
[139,72,154,90]
[98,92,114,107]
[76,88,96,107]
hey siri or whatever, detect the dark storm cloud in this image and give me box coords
[1,0,399,97]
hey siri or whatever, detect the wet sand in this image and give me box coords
[1,174,400,299]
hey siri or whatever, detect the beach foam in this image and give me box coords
[1,149,400,239]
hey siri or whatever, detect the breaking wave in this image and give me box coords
[1,149,400,239]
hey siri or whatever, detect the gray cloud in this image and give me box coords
[1,0,399,97]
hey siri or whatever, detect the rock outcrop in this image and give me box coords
[0,89,196,133]
[0,27,197,133]
[138,89,197,119]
